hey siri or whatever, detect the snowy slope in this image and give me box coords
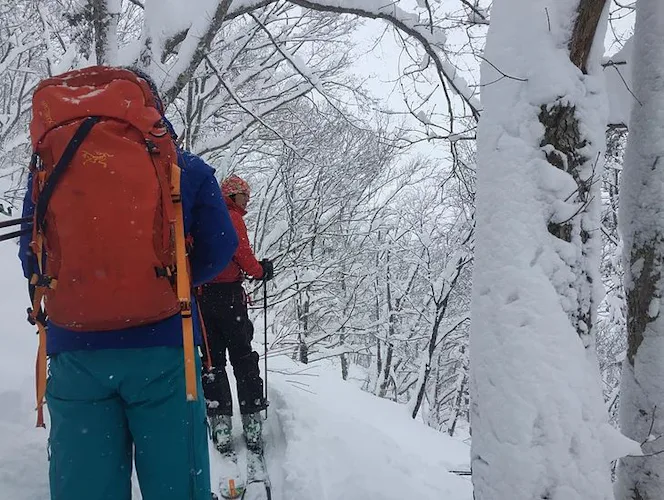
[259,358,472,500]
[0,226,50,500]
[0,237,472,500]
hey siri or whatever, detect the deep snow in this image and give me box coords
[0,231,472,500]
[471,1,639,499]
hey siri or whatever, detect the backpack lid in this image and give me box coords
[30,66,162,148]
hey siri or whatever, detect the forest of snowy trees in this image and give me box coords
[0,0,661,498]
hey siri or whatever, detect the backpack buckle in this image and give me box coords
[30,273,57,289]
[145,140,160,155]
[27,307,47,327]
[29,153,42,172]
[180,299,192,317]
[155,266,176,285]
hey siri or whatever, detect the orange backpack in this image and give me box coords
[28,66,197,426]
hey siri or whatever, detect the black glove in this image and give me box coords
[260,258,274,281]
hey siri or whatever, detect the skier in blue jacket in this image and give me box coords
[18,77,237,499]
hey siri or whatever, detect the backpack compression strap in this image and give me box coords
[171,163,197,401]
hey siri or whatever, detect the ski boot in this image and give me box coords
[241,412,263,452]
[210,414,233,454]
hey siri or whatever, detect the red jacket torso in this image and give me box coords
[212,197,263,283]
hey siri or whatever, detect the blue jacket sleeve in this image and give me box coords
[19,173,35,279]
[181,152,238,286]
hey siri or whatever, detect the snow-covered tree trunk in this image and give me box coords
[90,0,120,65]
[470,0,625,498]
[615,0,664,498]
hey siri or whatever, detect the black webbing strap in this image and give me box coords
[35,116,100,231]
[0,228,30,242]
[0,216,31,229]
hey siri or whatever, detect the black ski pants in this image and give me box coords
[198,282,265,416]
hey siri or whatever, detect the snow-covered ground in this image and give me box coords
[0,231,472,500]
[259,358,472,499]
[0,227,50,499]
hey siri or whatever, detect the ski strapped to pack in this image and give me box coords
[170,162,197,401]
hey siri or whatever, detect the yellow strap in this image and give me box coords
[31,181,48,427]
[171,164,197,401]
[30,285,47,428]
[35,321,47,428]
[34,232,44,275]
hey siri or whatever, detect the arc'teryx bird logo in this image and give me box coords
[40,102,54,126]
[82,151,114,168]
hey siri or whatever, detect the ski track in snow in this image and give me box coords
[0,231,472,500]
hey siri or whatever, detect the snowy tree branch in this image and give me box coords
[204,54,313,165]
[460,0,489,24]
[608,64,642,106]
[197,82,314,155]
[163,0,234,105]
[162,0,276,58]
[286,0,482,120]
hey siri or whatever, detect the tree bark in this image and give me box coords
[540,0,607,343]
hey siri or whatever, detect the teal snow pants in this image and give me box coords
[46,347,211,500]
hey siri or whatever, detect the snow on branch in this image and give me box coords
[285,0,482,120]
[248,12,325,96]
[246,11,355,122]
[460,0,489,25]
[204,55,310,162]
[0,40,41,80]
[160,0,275,58]
[197,81,314,155]
[226,0,277,17]
[162,0,234,105]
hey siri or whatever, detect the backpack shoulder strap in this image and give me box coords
[35,116,100,231]
[29,116,100,428]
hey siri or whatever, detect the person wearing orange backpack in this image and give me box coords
[18,66,238,500]
[199,174,273,455]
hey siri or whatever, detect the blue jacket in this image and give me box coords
[19,150,238,355]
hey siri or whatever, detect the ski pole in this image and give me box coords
[0,228,31,242]
[263,279,268,419]
[0,216,31,229]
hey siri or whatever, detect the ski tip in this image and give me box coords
[219,478,245,499]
